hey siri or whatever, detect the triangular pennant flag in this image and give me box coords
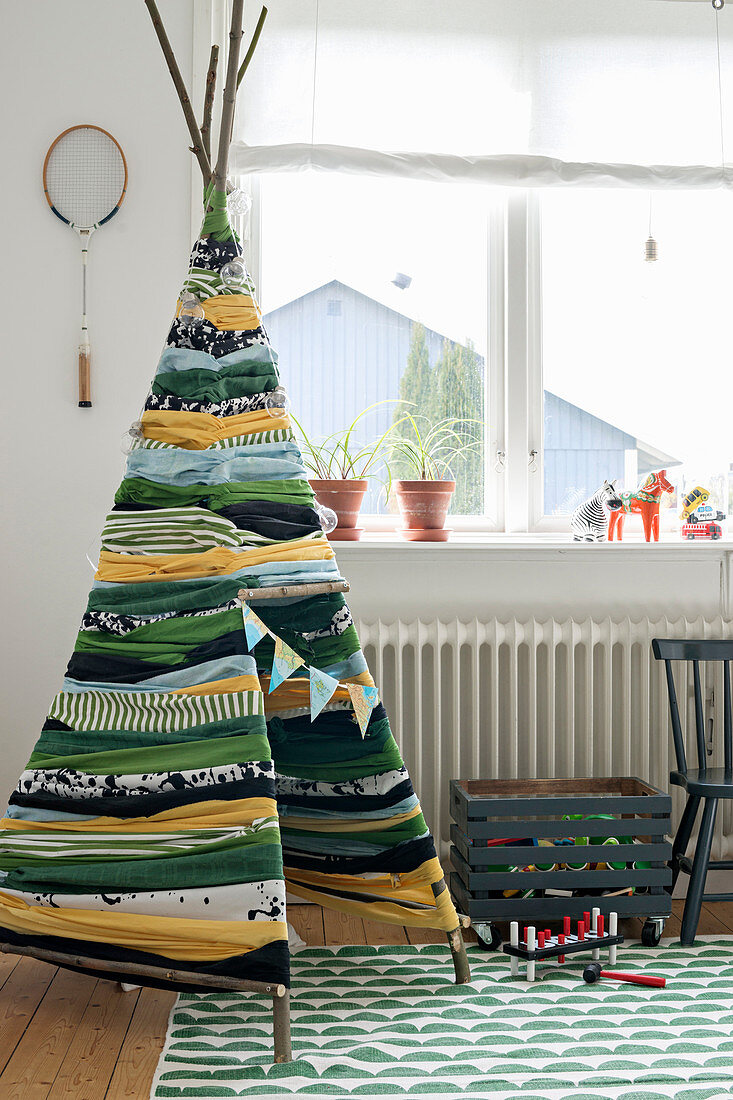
[309,667,341,721]
[347,683,380,736]
[269,635,306,693]
[241,602,271,652]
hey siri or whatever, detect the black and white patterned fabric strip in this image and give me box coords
[80,600,241,637]
[299,606,354,643]
[144,391,273,417]
[16,760,274,800]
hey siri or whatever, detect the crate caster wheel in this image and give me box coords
[641,919,665,947]
[475,923,502,951]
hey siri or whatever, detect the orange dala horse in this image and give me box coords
[608,470,674,542]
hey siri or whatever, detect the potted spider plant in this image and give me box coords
[390,415,481,541]
[295,404,404,540]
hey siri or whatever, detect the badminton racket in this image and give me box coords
[43,125,127,407]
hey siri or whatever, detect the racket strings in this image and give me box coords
[45,128,125,228]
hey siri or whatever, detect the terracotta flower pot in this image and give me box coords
[310,479,369,541]
[394,480,456,542]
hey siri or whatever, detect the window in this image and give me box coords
[540,189,733,528]
[255,171,494,522]
[221,0,733,540]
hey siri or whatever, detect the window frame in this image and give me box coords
[231,179,723,538]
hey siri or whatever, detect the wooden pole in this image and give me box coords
[201,44,219,164]
[0,941,285,996]
[238,581,350,601]
[212,0,245,195]
[1,941,292,1063]
[431,878,471,984]
[237,6,268,89]
[273,989,292,1062]
[143,0,212,183]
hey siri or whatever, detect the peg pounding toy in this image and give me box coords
[502,910,621,982]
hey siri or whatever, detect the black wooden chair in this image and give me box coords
[653,638,733,945]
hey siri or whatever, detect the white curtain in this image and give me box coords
[230,0,733,188]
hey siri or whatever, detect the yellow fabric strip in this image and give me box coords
[141,409,291,450]
[177,294,260,332]
[96,536,333,583]
[283,862,441,905]
[0,798,278,834]
[174,675,261,696]
[281,805,423,834]
[261,668,375,712]
[285,861,458,932]
[0,892,287,962]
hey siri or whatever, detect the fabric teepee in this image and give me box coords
[0,3,466,1008]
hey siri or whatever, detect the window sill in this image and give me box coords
[332,531,733,559]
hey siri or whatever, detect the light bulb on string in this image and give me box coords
[178,292,205,329]
[227,187,252,217]
[121,420,144,455]
[220,257,247,287]
[265,387,291,417]
[713,0,724,12]
[316,503,338,534]
[644,194,658,263]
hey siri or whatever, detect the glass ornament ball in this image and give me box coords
[227,187,252,217]
[179,297,205,328]
[120,420,144,455]
[220,258,247,287]
[265,388,291,417]
[316,504,338,534]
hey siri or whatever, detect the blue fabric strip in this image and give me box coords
[125,441,306,486]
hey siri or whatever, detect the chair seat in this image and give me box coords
[671,768,733,797]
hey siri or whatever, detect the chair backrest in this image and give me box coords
[652,638,733,775]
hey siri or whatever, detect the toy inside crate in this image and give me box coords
[449,776,672,950]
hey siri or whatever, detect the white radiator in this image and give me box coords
[358,616,733,861]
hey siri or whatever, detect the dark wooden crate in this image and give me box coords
[449,776,672,924]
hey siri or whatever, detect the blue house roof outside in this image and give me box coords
[264,280,679,515]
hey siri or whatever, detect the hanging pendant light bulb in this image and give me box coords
[644,196,658,262]
[713,0,724,12]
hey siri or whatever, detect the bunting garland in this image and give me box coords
[241,598,378,727]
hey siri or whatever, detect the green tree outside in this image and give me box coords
[393,323,485,514]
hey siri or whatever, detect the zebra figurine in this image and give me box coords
[571,480,623,542]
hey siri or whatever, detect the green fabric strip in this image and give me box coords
[281,815,428,847]
[114,477,314,510]
[4,844,283,893]
[75,607,243,656]
[152,368,278,403]
[37,715,264,757]
[201,184,236,243]
[27,732,271,774]
[86,578,243,616]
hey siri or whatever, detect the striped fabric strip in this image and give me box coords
[100,508,244,554]
[182,266,256,302]
[132,428,294,451]
[47,690,264,733]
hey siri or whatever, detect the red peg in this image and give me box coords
[544,928,551,941]
[577,920,585,941]
[597,914,604,939]
[563,915,571,936]
[558,932,565,964]
[538,931,546,949]
[583,910,591,929]
[523,926,529,943]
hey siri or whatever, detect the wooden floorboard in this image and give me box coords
[2,902,733,1098]
[0,965,97,1099]
[104,985,175,1100]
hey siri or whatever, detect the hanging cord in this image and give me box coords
[715,6,727,179]
[311,0,320,146]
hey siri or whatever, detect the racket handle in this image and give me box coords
[78,345,92,407]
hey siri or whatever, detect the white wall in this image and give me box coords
[0,0,195,800]
[1,3,731,814]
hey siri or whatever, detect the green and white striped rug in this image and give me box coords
[151,939,733,1100]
